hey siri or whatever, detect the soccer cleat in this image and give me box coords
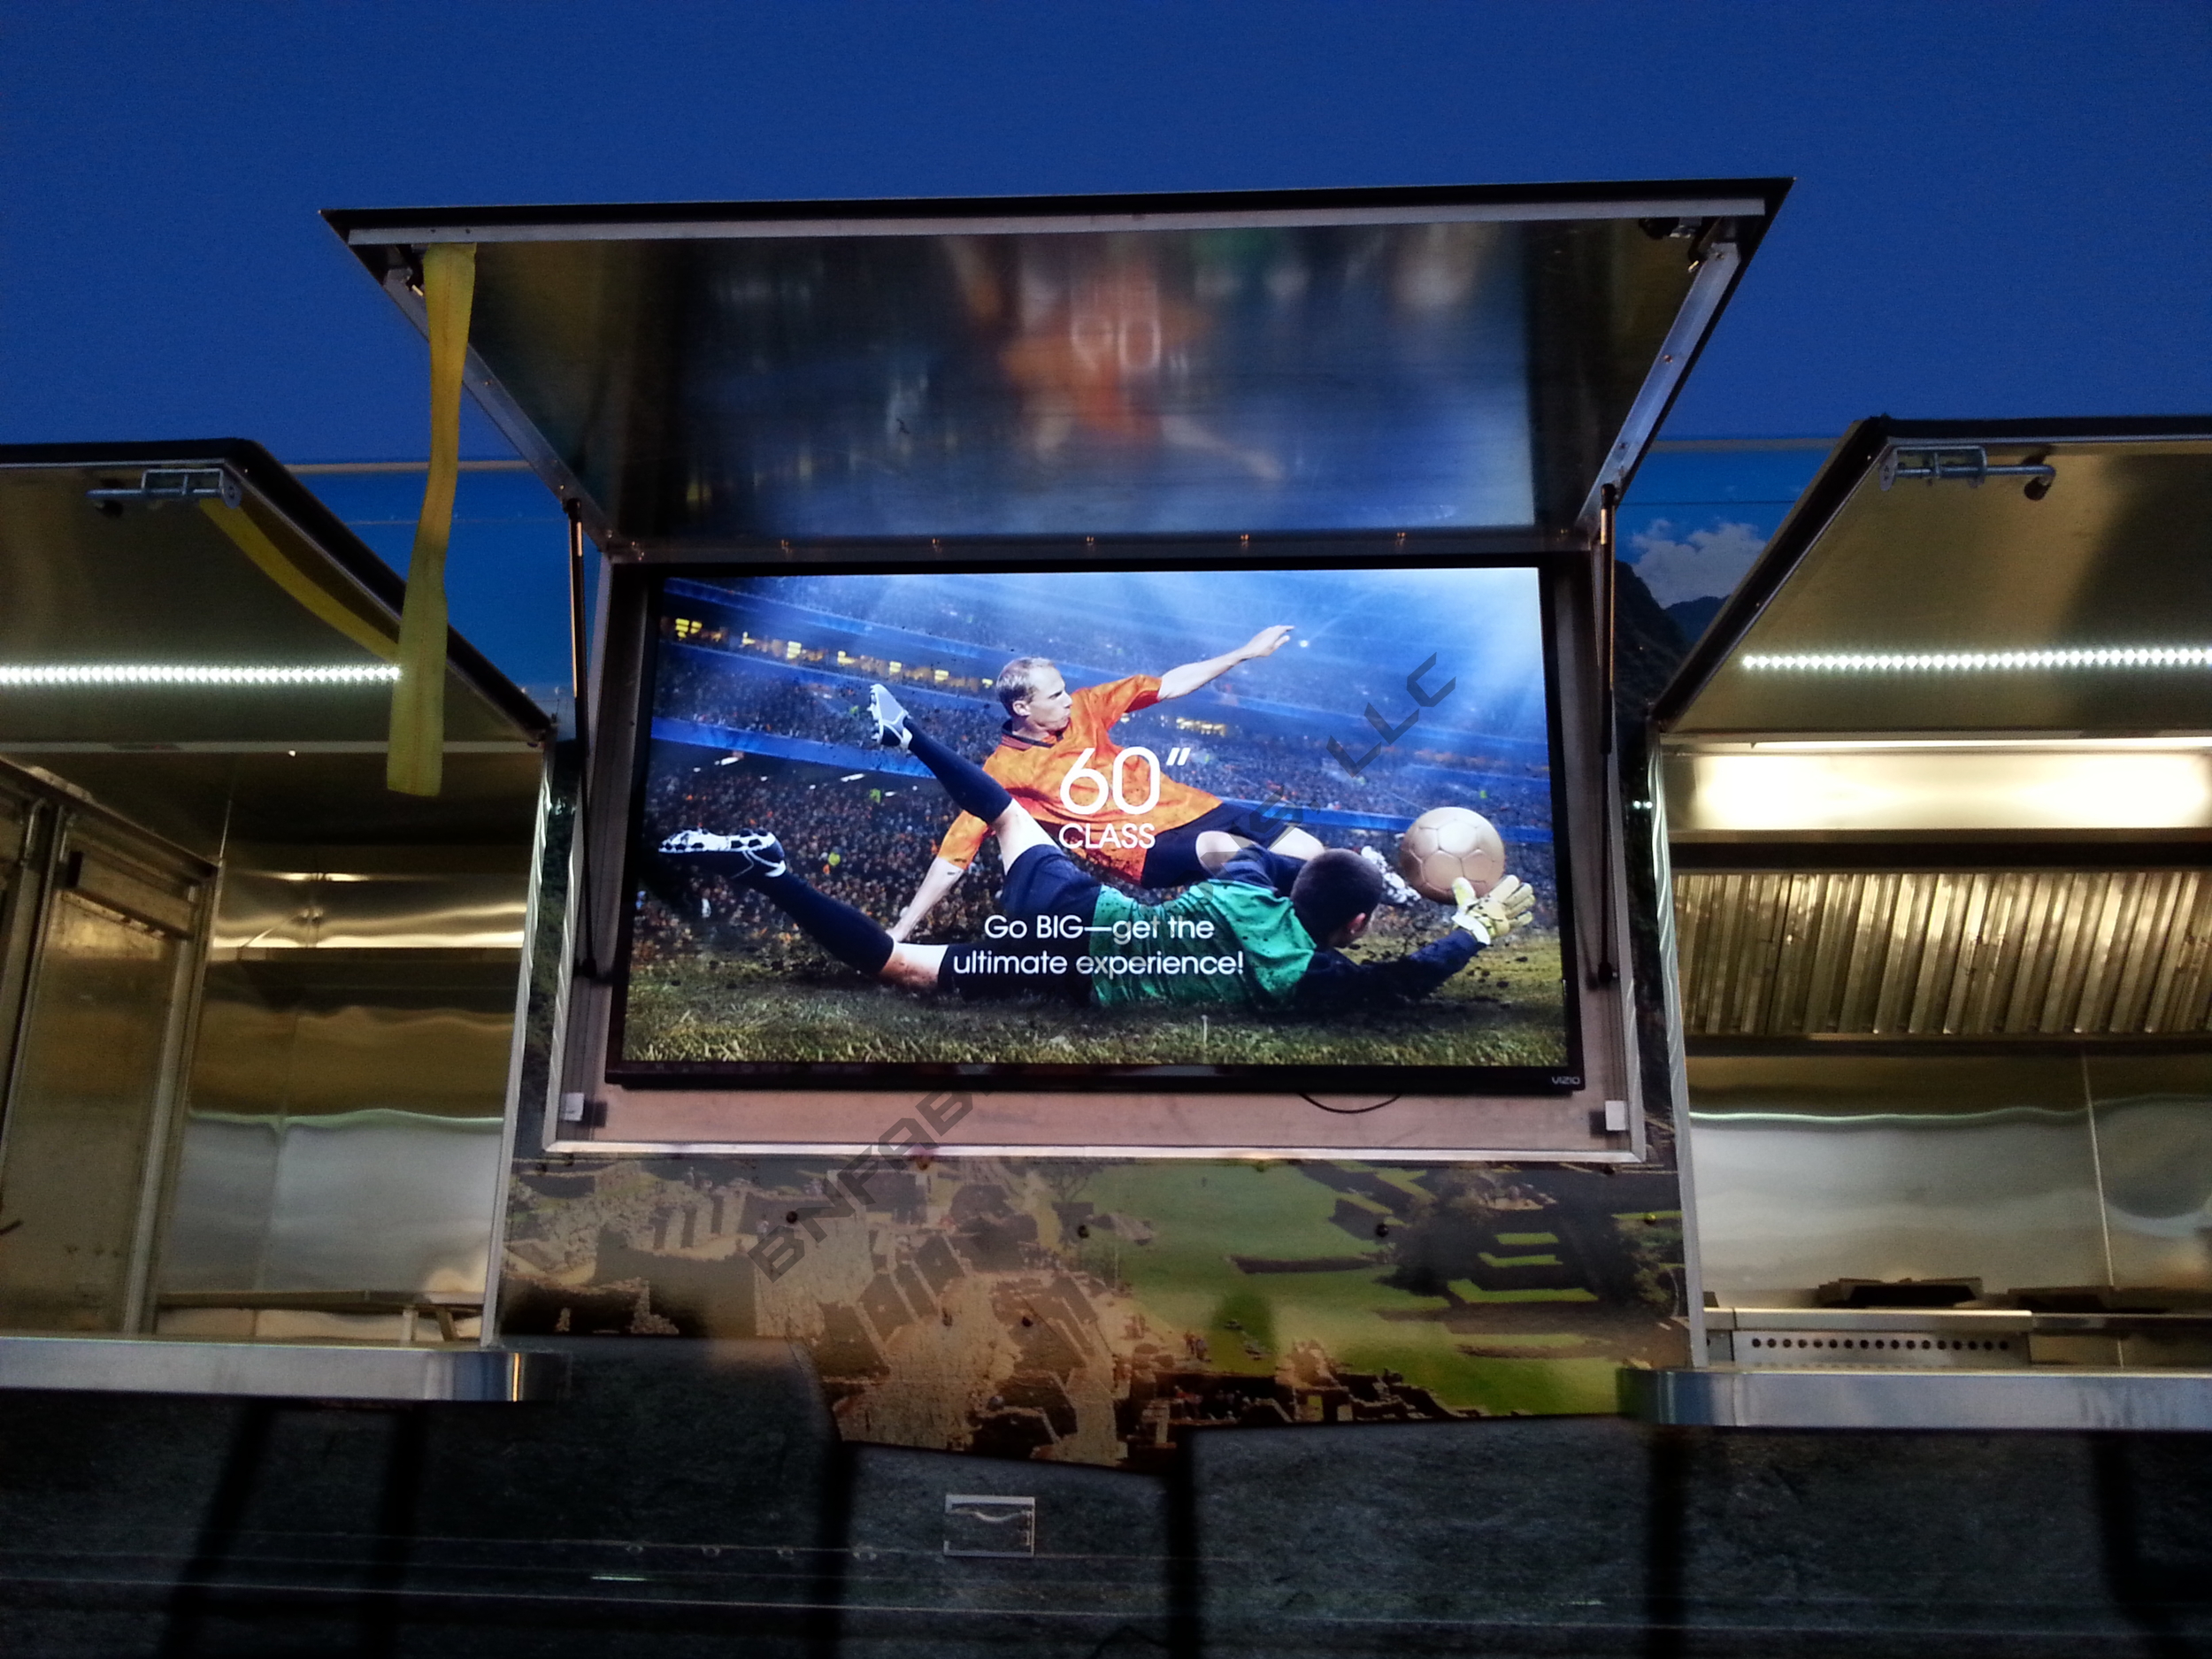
[657,828,787,880]
[866,683,914,751]
[1356,843,1421,908]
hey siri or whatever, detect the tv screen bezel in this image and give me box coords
[602,539,1587,1097]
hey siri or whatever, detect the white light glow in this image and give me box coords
[1743,736,2212,752]
[1686,750,2212,833]
[1743,647,2212,673]
[0,664,399,687]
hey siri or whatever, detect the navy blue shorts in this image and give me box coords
[1139,800,1305,887]
[1002,841,1103,923]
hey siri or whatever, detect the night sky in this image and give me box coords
[4,4,2204,681]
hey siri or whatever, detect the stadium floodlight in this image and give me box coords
[0,663,401,687]
[1741,647,2212,674]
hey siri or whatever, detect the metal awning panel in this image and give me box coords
[1659,420,2212,740]
[325,181,1787,548]
[0,442,549,749]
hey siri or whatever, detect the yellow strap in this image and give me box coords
[388,242,477,795]
[197,500,397,662]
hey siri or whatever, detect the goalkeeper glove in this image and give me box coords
[1451,874,1533,946]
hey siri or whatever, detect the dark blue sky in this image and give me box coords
[4,3,2205,465]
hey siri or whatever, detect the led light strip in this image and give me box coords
[0,664,402,687]
[1743,647,2212,673]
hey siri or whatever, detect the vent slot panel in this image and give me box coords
[1675,869,2212,1038]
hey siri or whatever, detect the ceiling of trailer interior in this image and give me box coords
[325,183,1787,548]
[0,449,548,856]
[0,454,541,748]
[1663,428,2212,739]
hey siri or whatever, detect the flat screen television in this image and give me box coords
[609,552,1580,1095]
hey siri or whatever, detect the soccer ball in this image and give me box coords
[1398,807,1507,902]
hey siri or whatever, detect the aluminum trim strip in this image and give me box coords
[345,197,1772,247]
[542,1137,1653,1162]
[0,1336,562,1402]
[0,741,540,755]
[1707,1307,2036,1333]
[1624,1364,2212,1431]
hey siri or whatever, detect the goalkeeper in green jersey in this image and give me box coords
[660,685,1533,1011]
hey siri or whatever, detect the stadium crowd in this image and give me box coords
[723,572,1542,726]
[653,643,1556,830]
[657,649,1007,752]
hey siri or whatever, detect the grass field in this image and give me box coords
[620,929,1570,1067]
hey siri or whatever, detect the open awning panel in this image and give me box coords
[326,183,1786,549]
[1661,423,2212,739]
[0,443,548,749]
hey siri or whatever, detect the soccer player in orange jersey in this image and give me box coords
[886,626,1331,941]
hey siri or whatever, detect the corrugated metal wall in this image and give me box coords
[1674,869,2212,1037]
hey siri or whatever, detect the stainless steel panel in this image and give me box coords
[160,1111,506,1300]
[1675,868,2212,1037]
[73,848,199,935]
[260,1114,502,1294]
[0,1333,562,1401]
[211,870,526,953]
[157,849,527,1304]
[0,786,43,1126]
[0,789,24,865]
[1624,1363,2212,1431]
[189,972,518,1117]
[0,881,196,1332]
[0,757,541,1333]
[156,1116,279,1290]
[1685,1055,2108,1305]
[2085,1052,2212,1292]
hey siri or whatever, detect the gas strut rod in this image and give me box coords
[565,501,598,978]
[1591,482,1621,987]
[565,501,592,762]
[1599,482,1619,759]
